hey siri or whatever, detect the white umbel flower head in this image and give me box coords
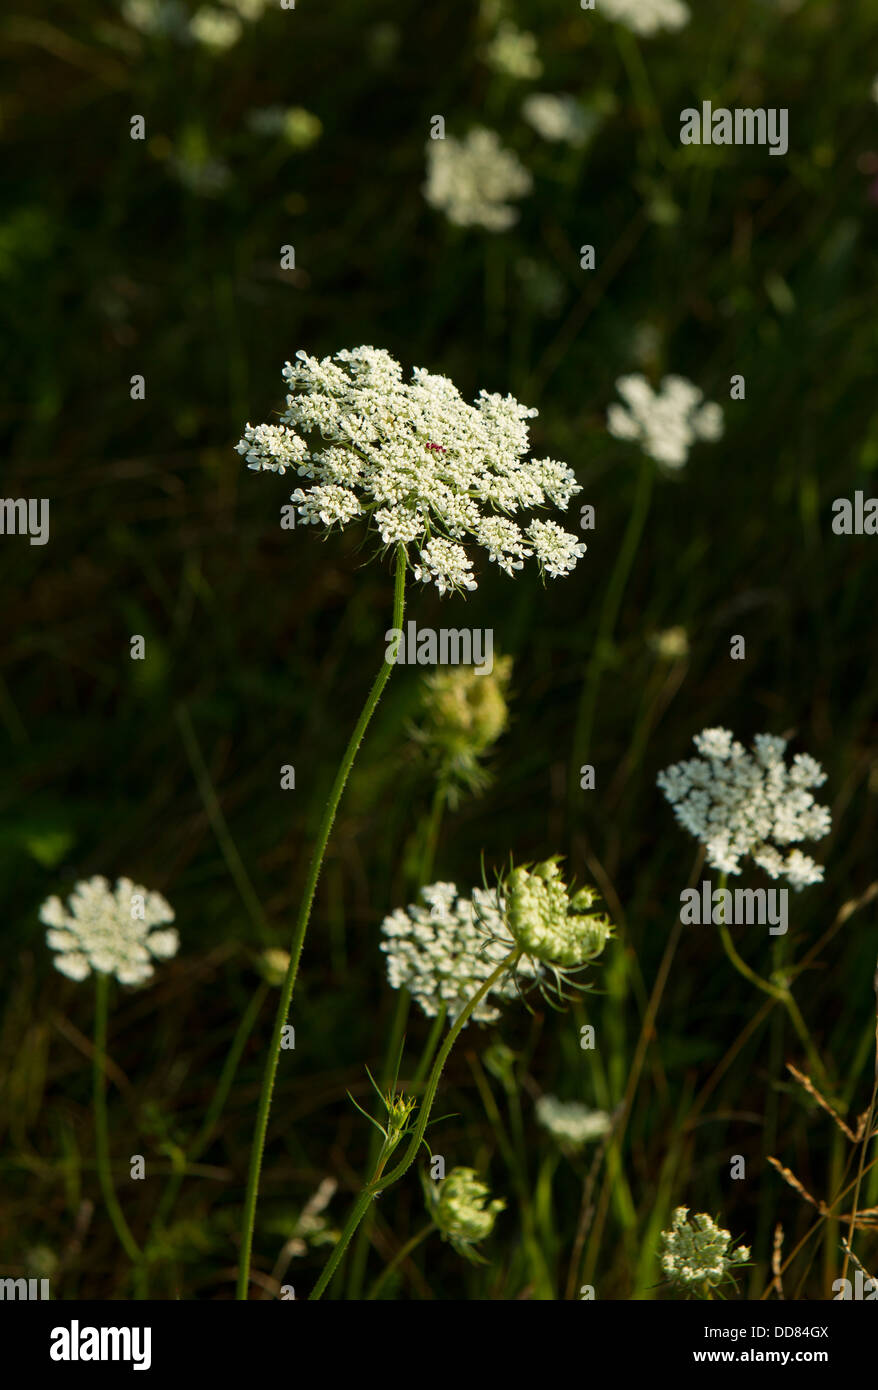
[598,0,690,37]
[659,1207,750,1298]
[380,882,534,1025]
[41,876,178,986]
[237,346,586,595]
[424,128,532,231]
[608,374,723,470]
[535,1096,612,1147]
[657,729,831,890]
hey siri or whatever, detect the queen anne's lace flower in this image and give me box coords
[505,859,612,968]
[535,1096,611,1147]
[608,374,723,470]
[424,128,532,231]
[237,346,585,595]
[428,1167,505,1253]
[381,863,611,1023]
[598,0,690,37]
[659,1207,750,1297]
[380,882,535,1024]
[657,729,831,890]
[41,876,178,986]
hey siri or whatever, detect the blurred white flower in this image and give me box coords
[424,127,532,231]
[483,20,542,79]
[657,729,831,890]
[649,625,689,660]
[247,106,322,148]
[41,876,178,986]
[121,0,190,37]
[598,0,690,37]
[522,93,590,146]
[286,1177,338,1256]
[168,152,232,196]
[225,0,267,18]
[189,6,242,49]
[607,374,723,470]
[660,1207,750,1296]
[535,1095,611,1147]
[237,346,585,595]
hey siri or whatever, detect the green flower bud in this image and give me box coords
[429,1168,504,1253]
[415,658,513,802]
[505,858,612,968]
[257,948,291,988]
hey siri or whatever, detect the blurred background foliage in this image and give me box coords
[2,0,878,1299]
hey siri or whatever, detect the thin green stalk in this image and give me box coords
[569,459,653,807]
[366,1222,434,1300]
[237,546,407,1300]
[176,704,270,943]
[310,954,517,1300]
[345,783,447,1296]
[411,1005,447,1088]
[840,1035,878,1285]
[150,980,269,1249]
[715,875,829,1089]
[93,972,142,1266]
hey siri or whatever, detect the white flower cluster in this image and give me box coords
[607,374,724,470]
[522,93,590,147]
[657,728,831,890]
[482,21,542,80]
[535,1096,611,1147]
[41,876,178,986]
[236,346,586,595]
[380,882,536,1024]
[598,0,690,37]
[659,1207,750,1296]
[424,128,533,231]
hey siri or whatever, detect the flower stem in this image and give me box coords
[366,1222,434,1300]
[93,972,142,1266]
[237,546,407,1300]
[150,979,269,1255]
[309,954,517,1300]
[346,784,447,1297]
[715,875,829,1089]
[569,458,653,806]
